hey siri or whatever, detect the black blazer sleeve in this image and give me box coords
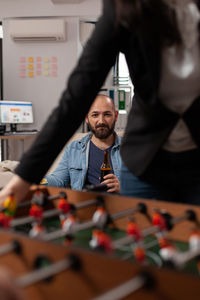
[15,0,122,183]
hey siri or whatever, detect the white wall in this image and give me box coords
[0,0,101,19]
[3,17,81,130]
[0,0,102,159]
[1,0,102,129]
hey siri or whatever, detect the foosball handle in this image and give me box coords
[84,184,108,192]
[186,210,197,222]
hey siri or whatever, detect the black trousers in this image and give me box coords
[121,148,200,205]
[141,148,200,204]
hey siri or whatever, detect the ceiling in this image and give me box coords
[51,0,85,3]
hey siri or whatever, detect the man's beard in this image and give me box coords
[88,121,115,139]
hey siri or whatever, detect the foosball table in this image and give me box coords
[0,186,200,300]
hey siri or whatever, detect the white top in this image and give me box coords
[159,0,200,152]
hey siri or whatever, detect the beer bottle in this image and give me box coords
[100,150,112,182]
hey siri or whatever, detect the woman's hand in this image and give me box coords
[0,175,31,206]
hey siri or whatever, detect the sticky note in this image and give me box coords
[44,70,49,76]
[52,56,57,63]
[28,57,34,63]
[44,63,49,70]
[28,64,34,70]
[52,64,57,70]
[44,57,49,63]
[20,64,26,71]
[36,57,42,62]
[28,71,34,78]
[20,57,26,63]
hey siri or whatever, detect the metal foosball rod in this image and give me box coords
[113,209,168,249]
[88,224,169,266]
[15,188,61,209]
[11,196,104,238]
[88,218,162,263]
[110,233,160,254]
[109,202,150,222]
[0,240,22,256]
[113,225,162,250]
[91,271,154,300]
[41,198,98,218]
[41,201,150,242]
[39,189,151,223]
[113,208,198,249]
[10,196,98,227]
[168,209,197,227]
[0,190,68,227]
[18,190,97,210]
[162,246,200,270]
[114,229,168,251]
[15,253,81,288]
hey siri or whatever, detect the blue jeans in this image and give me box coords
[120,149,200,205]
[120,161,160,199]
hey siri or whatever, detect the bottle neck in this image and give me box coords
[101,151,111,169]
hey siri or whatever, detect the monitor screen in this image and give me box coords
[0,101,34,124]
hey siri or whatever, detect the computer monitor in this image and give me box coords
[0,100,34,132]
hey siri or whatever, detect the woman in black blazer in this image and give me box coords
[1,0,200,204]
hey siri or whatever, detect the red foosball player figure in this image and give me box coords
[152,209,167,231]
[158,236,171,249]
[152,209,169,246]
[29,221,45,238]
[89,229,113,253]
[127,219,146,263]
[29,203,43,222]
[126,219,143,242]
[132,243,146,263]
[58,195,71,215]
[0,212,12,228]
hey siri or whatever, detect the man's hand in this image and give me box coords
[0,175,31,207]
[101,174,120,193]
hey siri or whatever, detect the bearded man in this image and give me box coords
[44,94,121,193]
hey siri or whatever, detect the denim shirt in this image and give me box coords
[45,132,122,190]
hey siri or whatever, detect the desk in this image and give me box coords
[0,133,38,161]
